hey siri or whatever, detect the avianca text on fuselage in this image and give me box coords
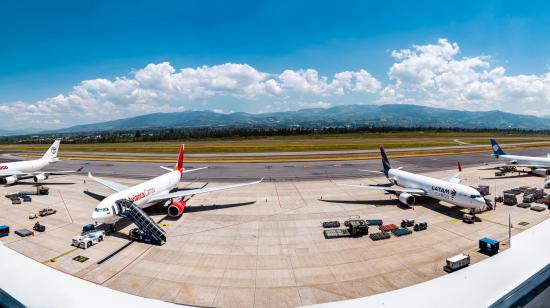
[127,187,156,202]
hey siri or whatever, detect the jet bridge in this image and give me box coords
[114,199,166,245]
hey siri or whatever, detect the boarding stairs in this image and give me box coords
[114,199,167,245]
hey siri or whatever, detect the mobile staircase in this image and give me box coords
[114,199,166,245]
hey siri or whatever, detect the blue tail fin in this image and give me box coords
[490,139,506,157]
[380,145,391,175]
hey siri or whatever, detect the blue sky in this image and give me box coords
[2,0,550,130]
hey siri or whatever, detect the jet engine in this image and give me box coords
[0,175,18,185]
[33,173,48,182]
[532,168,550,176]
[167,200,187,217]
[398,192,415,206]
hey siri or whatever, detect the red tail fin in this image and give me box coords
[458,161,462,172]
[175,145,184,172]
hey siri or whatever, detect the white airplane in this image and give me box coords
[339,146,487,210]
[0,139,81,185]
[89,144,262,225]
[487,138,550,176]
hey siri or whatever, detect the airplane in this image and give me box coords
[89,144,263,227]
[338,145,488,211]
[0,139,81,185]
[484,138,550,177]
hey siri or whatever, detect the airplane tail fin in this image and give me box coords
[380,145,391,175]
[42,139,61,162]
[490,138,506,157]
[175,144,184,172]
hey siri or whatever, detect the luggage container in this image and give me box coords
[392,228,412,237]
[0,225,9,238]
[479,237,499,255]
[323,229,351,239]
[401,219,415,228]
[365,219,383,226]
[380,224,398,232]
[534,189,545,199]
[15,229,33,237]
[477,185,490,196]
[322,221,340,228]
[414,222,428,231]
[523,194,535,203]
[503,193,517,206]
[369,232,391,241]
[444,253,470,272]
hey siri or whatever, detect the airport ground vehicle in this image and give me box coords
[33,222,45,232]
[21,195,31,202]
[82,224,96,233]
[401,219,414,228]
[0,225,9,237]
[129,228,164,245]
[444,253,470,272]
[462,213,475,224]
[72,230,105,249]
[479,237,499,254]
[39,208,56,216]
[28,213,37,219]
[414,221,428,231]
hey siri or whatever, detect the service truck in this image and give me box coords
[72,229,105,249]
[444,253,470,272]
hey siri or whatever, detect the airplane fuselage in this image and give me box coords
[388,169,486,209]
[496,154,550,167]
[0,158,50,173]
[92,170,182,223]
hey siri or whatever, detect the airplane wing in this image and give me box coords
[360,169,385,175]
[441,173,462,183]
[337,184,426,195]
[87,172,129,192]
[149,178,263,202]
[480,164,550,170]
[41,167,83,176]
[0,167,83,179]
[183,166,208,173]
[159,166,208,173]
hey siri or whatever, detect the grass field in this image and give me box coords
[1,132,550,154]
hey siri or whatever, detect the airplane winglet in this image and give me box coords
[458,161,462,172]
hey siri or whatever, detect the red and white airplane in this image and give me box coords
[89,145,262,225]
[0,139,80,185]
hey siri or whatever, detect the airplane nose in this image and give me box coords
[91,211,101,221]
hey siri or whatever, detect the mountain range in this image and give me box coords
[26,104,550,134]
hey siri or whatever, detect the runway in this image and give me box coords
[3,146,550,182]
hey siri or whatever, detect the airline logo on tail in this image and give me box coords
[175,145,184,173]
[380,145,391,175]
[490,139,506,157]
[42,139,61,162]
